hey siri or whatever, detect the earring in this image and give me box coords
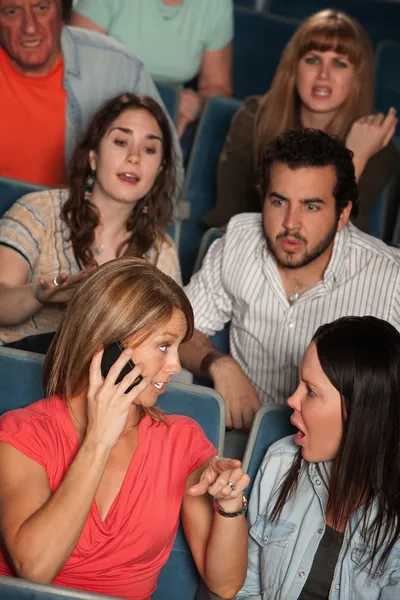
[84,169,96,203]
[142,193,150,215]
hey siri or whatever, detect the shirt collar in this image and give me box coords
[61,26,80,78]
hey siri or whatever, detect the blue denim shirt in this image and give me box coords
[61,26,183,208]
[237,436,400,599]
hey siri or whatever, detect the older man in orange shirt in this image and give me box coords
[0,0,182,191]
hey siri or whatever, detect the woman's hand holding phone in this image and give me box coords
[85,348,150,450]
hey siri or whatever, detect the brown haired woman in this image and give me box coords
[0,258,249,599]
[206,9,400,233]
[0,93,181,352]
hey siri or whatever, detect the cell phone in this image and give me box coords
[101,341,143,393]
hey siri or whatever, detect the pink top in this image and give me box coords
[0,397,216,599]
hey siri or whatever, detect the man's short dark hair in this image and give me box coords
[260,129,359,217]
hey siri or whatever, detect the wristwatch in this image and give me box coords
[213,494,248,518]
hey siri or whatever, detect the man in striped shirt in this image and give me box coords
[180,129,400,431]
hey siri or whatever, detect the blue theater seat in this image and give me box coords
[266,0,400,47]
[375,41,400,137]
[179,96,241,283]
[233,8,299,99]
[0,577,115,600]
[242,404,295,498]
[155,81,182,125]
[0,176,47,217]
[0,347,225,600]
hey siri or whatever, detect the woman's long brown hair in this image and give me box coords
[254,10,374,167]
[62,93,176,267]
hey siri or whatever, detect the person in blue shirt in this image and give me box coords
[238,315,400,599]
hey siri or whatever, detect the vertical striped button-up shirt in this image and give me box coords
[184,213,400,405]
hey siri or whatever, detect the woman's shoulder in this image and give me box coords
[4,188,68,221]
[258,435,298,475]
[0,397,62,434]
[151,414,216,451]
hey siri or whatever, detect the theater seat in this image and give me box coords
[179,96,241,283]
[155,81,182,125]
[375,41,400,137]
[242,404,295,498]
[267,0,400,47]
[0,577,115,600]
[0,347,226,600]
[233,8,299,99]
[0,176,47,217]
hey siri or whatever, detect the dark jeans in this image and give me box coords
[4,331,56,355]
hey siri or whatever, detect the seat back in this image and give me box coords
[0,347,225,600]
[375,41,400,137]
[242,405,295,497]
[155,81,182,125]
[368,168,400,243]
[179,96,241,283]
[0,577,115,600]
[0,176,47,217]
[233,8,299,99]
[267,0,400,47]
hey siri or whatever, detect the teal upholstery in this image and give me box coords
[179,96,241,283]
[0,176,47,217]
[191,229,230,388]
[233,8,299,99]
[0,577,115,600]
[0,347,226,600]
[242,405,295,497]
[375,41,400,137]
[267,0,400,47]
[155,81,182,125]
[367,168,400,243]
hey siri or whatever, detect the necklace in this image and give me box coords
[289,291,299,304]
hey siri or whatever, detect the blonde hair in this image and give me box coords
[254,9,374,165]
[43,258,193,423]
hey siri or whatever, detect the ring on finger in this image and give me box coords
[226,480,237,492]
[53,276,60,287]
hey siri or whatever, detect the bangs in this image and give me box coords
[299,27,362,65]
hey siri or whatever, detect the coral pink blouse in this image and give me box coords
[0,397,216,599]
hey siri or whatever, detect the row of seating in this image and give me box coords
[235,0,400,48]
[0,346,294,600]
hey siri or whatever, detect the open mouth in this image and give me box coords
[291,416,306,446]
[152,381,165,392]
[118,173,141,185]
[312,86,332,98]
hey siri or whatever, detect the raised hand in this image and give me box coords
[188,456,250,511]
[35,270,93,305]
[346,108,398,166]
[85,348,151,450]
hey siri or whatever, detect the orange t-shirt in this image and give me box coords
[0,48,68,187]
[0,396,216,599]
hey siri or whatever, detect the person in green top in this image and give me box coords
[71,0,233,140]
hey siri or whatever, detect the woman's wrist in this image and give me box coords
[213,494,247,517]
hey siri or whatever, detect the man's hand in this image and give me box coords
[210,356,261,430]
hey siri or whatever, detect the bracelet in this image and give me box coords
[200,350,225,375]
[213,494,248,518]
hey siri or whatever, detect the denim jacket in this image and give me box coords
[61,26,183,209]
[237,436,400,599]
